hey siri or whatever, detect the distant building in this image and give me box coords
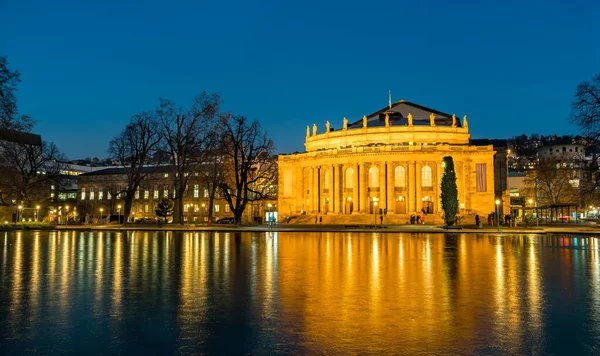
[76,166,275,224]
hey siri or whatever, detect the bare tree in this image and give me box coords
[155,93,221,224]
[219,115,277,225]
[200,141,224,222]
[0,139,66,207]
[570,73,600,139]
[108,112,162,221]
[0,56,35,132]
[570,73,600,203]
[523,157,579,206]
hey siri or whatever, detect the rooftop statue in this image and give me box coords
[463,115,468,129]
[343,117,348,130]
[452,114,456,128]
[362,115,367,128]
[385,113,390,128]
[407,113,413,126]
[312,124,317,136]
[326,121,330,132]
[429,113,436,127]
[306,126,310,137]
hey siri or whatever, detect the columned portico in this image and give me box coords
[278,99,499,224]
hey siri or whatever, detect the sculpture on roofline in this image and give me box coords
[312,123,317,136]
[429,113,436,127]
[343,117,348,130]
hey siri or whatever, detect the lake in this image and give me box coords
[1,230,599,354]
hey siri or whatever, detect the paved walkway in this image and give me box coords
[47,223,600,235]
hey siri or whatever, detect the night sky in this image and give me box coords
[3,0,599,159]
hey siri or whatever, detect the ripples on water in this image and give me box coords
[1,231,600,354]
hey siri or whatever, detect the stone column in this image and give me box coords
[408,161,415,213]
[379,163,387,213]
[352,163,359,213]
[308,167,314,212]
[334,165,341,213]
[314,167,320,213]
[415,161,422,213]
[360,163,368,213]
[387,162,394,214]
[437,161,443,213]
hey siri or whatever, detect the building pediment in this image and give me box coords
[348,100,461,129]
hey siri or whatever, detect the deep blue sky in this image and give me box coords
[3,0,599,159]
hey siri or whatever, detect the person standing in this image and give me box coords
[475,214,480,228]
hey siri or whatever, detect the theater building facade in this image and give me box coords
[278,100,504,223]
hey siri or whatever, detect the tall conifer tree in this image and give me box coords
[441,156,459,226]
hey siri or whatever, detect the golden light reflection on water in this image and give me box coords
[3,231,600,354]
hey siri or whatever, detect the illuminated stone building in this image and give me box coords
[278,100,507,223]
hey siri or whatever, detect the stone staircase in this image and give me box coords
[281,213,446,225]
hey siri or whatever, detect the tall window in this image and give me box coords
[154,186,159,199]
[369,166,379,187]
[98,190,103,200]
[144,190,149,199]
[204,189,209,198]
[81,188,86,200]
[163,186,169,199]
[394,166,406,188]
[90,187,94,200]
[324,169,330,190]
[214,204,220,213]
[135,188,139,199]
[194,184,199,198]
[476,163,487,192]
[345,168,354,189]
[421,165,432,187]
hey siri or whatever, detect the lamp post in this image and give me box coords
[495,199,501,232]
[17,205,22,223]
[374,201,378,226]
[65,205,69,227]
[100,208,104,224]
[117,204,121,224]
[36,205,40,222]
[201,203,205,224]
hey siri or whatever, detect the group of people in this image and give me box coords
[409,210,427,225]
[475,213,517,228]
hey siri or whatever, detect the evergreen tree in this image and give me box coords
[440,156,459,226]
[155,198,174,224]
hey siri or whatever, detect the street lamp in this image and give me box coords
[17,205,22,223]
[201,203,205,224]
[495,199,501,232]
[36,205,40,222]
[100,208,104,224]
[65,205,69,227]
[373,201,378,226]
[117,205,121,224]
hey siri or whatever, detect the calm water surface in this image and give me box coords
[1,230,599,355]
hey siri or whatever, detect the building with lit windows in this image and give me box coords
[278,100,508,224]
[77,166,275,223]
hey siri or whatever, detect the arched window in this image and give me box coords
[324,169,330,190]
[369,166,379,187]
[421,165,432,187]
[394,166,406,188]
[345,168,354,189]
